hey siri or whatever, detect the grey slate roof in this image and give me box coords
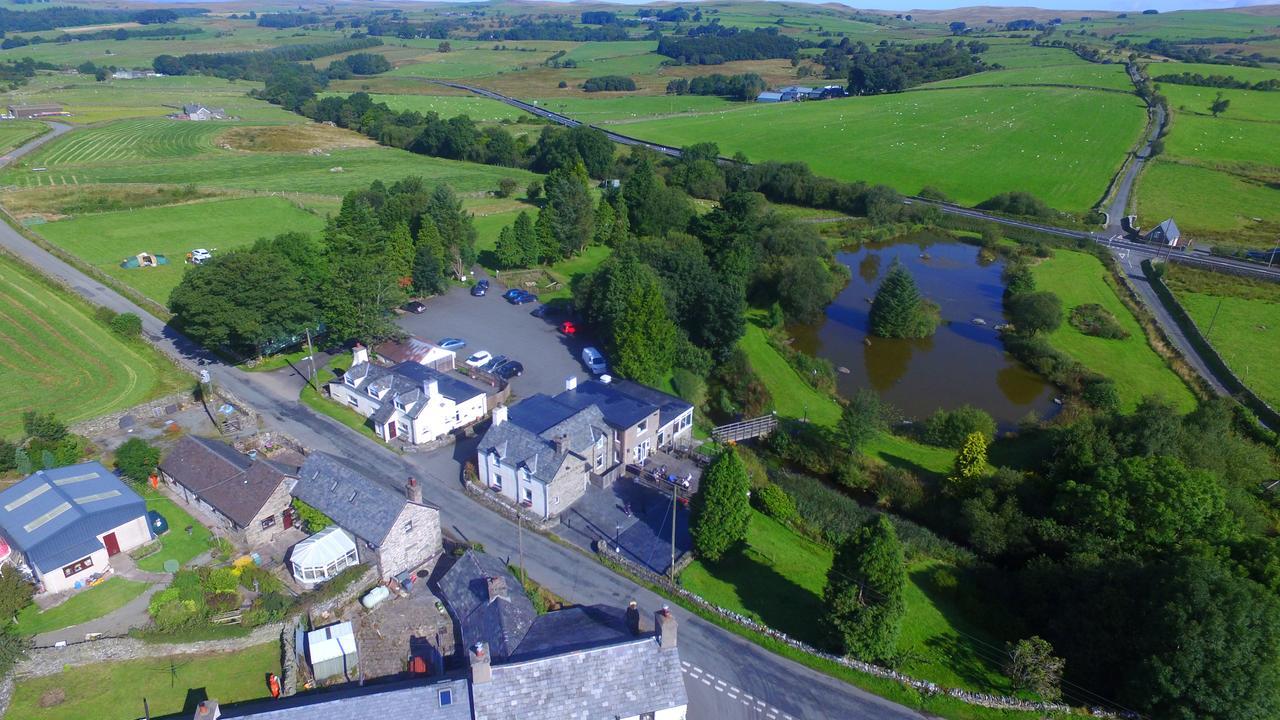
[473,635,687,720]
[508,604,632,662]
[159,436,295,527]
[293,453,430,546]
[436,550,537,660]
[556,379,692,430]
[218,677,471,719]
[478,401,605,485]
[342,360,484,420]
[0,462,147,573]
[1155,218,1180,239]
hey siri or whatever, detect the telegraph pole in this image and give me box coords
[670,475,678,584]
[305,327,317,391]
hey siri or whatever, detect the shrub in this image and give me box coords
[254,591,292,622]
[977,191,1054,219]
[496,177,519,198]
[291,497,332,532]
[114,438,160,485]
[752,482,797,523]
[1002,261,1036,296]
[108,312,143,338]
[872,465,924,510]
[835,460,872,492]
[1082,376,1120,411]
[922,405,996,448]
[22,410,66,442]
[1068,303,1129,339]
[1008,291,1063,335]
[671,368,707,409]
[205,567,240,595]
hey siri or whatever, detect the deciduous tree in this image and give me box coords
[1005,636,1065,701]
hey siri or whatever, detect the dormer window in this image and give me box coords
[345,374,357,387]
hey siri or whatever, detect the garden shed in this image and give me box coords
[307,621,358,682]
[289,526,358,585]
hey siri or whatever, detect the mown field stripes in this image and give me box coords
[35,120,226,166]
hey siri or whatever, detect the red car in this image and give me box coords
[559,321,577,336]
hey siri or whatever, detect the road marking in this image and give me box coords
[683,664,792,719]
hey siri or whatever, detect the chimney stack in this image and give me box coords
[565,375,577,392]
[406,476,422,504]
[486,575,507,602]
[625,600,641,636]
[469,642,492,684]
[352,343,369,366]
[492,404,507,427]
[655,606,677,650]
[425,378,438,398]
[553,435,568,454]
[193,700,221,720]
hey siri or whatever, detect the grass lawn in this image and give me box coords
[136,491,213,573]
[14,577,150,635]
[1166,266,1280,409]
[680,510,1013,694]
[862,432,957,478]
[9,642,281,720]
[0,251,187,439]
[0,119,47,153]
[35,196,326,306]
[739,322,842,426]
[612,86,1146,214]
[1032,250,1196,412]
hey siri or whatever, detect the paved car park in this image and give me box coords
[397,284,589,400]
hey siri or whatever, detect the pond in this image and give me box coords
[791,232,1056,425]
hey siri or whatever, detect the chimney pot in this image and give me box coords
[352,344,369,366]
[406,476,422,504]
[553,435,568,454]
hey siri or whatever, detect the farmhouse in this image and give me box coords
[329,345,487,445]
[290,452,442,581]
[0,462,151,594]
[158,436,300,548]
[6,103,66,119]
[1144,218,1183,248]
[171,103,227,121]
[476,377,693,519]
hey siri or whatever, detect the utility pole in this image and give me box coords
[670,475,678,584]
[305,327,317,391]
[1205,297,1224,339]
[517,508,524,584]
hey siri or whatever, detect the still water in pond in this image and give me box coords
[791,234,1056,425]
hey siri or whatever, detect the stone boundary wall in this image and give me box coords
[596,544,1086,718]
[70,391,193,438]
[463,481,560,532]
[307,565,380,621]
[14,622,284,679]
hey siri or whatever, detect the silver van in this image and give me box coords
[581,347,608,375]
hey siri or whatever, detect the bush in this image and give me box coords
[872,465,924,510]
[671,368,707,409]
[108,312,143,338]
[496,177,519,198]
[205,567,240,595]
[22,410,66,442]
[1008,291,1063,335]
[114,438,160,485]
[1082,376,1120,411]
[922,405,996,448]
[977,191,1054,219]
[752,482,797,523]
[582,75,636,92]
[1002,261,1036,296]
[291,497,332,532]
[1069,303,1129,339]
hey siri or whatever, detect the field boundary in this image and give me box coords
[1142,259,1280,429]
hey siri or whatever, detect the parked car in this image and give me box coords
[190,248,212,264]
[482,354,508,372]
[582,347,607,375]
[465,351,492,368]
[502,288,524,301]
[438,337,466,350]
[404,301,427,314]
[506,289,537,305]
[494,360,524,379]
[559,320,577,336]
[471,281,488,297]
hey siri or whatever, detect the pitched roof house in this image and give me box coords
[375,336,455,371]
[329,345,487,445]
[181,104,227,120]
[0,462,150,594]
[158,436,299,547]
[1144,218,1182,248]
[207,676,472,719]
[476,378,693,518]
[291,453,442,581]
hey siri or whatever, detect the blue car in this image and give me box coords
[505,289,537,305]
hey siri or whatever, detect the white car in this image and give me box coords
[465,351,493,369]
[190,248,212,264]
[581,347,608,375]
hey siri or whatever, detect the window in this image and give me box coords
[523,488,533,502]
[439,689,453,707]
[347,398,359,408]
[403,520,413,534]
[638,419,648,433]
[260,515,276,530]
[63,556,93,578]
[595,451,604,469]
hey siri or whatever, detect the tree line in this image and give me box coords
[478,20,629,42]
[1154,71,1280,91]
[657,26,800,65]
[817,39,987,95]
[0,24,204,50]
[665,72,767,101]
[0,6,190,32]
[256,12,320,29]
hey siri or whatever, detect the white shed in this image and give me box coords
[290,526,358,585]
[307,621,358,682]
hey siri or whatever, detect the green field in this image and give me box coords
[740,322,842,426]
[0,120,47,153]
[36,196,326,306]
[1063,9,1280,44]
[924,60,1134,91]
[681,510,1013,693]
[37,119,229,166]
[0,251,185,438]
[9,642,281,720]
[613,86,1147,213]
[532,94,737,123]
[1166,266,1280,409]
[1032,250,1196,412]
[14,577,150,635]
[1136,160,1278,248]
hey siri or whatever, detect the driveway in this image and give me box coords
[398,285,590,401]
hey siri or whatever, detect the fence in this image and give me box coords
[1142,260,1280,430]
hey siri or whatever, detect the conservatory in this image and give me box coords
[290,526,359,585]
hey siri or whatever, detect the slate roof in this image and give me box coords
[159,436,295,527]
[1155,218,1180,239]
[473,635,687,720]
[436,550,537,660]
[375,337,451,366]
[293,453,429,546]
[508,604,633,662]
[479,401,605,485]
[342,360,484,420]
[0,462,147,573]
[756,91,784,102]
[218,677,471,719]
[555,379,692,430]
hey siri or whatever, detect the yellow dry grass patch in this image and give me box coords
[219,123,377,153]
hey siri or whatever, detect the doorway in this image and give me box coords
[103,532,120,556]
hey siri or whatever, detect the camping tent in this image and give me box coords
[290,526,358,584]
[307,621,358,681]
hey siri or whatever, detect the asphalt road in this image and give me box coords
[0,125,926,719]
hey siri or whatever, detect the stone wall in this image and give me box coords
[464,481,560,532]
[70,391,192,439]
[15,622,284,679]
